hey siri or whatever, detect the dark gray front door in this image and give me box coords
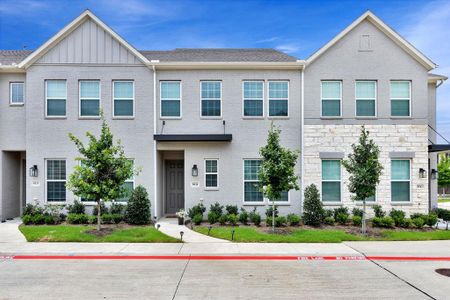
[165,160,184,214]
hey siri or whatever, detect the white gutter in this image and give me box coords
[152,65,158,219]
[300,67,305,215]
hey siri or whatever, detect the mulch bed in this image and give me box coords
[85,227,115,237]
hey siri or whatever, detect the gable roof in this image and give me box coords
[0,50,33,65]
[306,11,436,70]
[18,10,149,68]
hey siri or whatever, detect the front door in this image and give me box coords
[165,160,184,214]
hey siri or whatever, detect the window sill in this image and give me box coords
[204,188,219,191]
[112,117,135,120]
[10,103,24,107]
[45,116,67,120]
[355,116,377,119]
[390,202,413,206]
[355,202,377,206]
[160,117,182,120]
[390,116,412,120]
[46,201,66,205]
[81,201,98,206]
[79,116,101,120]
[242,116,265,120]
[322,202,343,206]
[320,117,343,120]
[268,116,289,120]
[242,202,266,206]
[271,202,290,206]
[200,117,222,120]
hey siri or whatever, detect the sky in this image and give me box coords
[1,0,449,140]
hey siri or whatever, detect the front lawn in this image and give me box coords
[438,198,450,203]
[19,225,180,243]
[194,226,450,243]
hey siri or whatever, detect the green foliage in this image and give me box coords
[265,205,279,218]
[44,215,56,225]
[287,213,301,226]
[333,207,349,220]
[239,208,249,225]
[31,214,46,225]
[21,215,34,225]
[275,216,287,227]
[209,202,223,216]
[425,214,438,227]
[66,200,85,214]
[352,216,362,226]
[188,203,206,219]
[323,216,335,225]
[336,213,349,225]
[125,186,151,225]
[410,213,425,220]
[101,214,114,224]
[372,216,394,228]
[23,203,44,216]
[438,156,450,189]
[207,211,220,224]
[88,215,97,224]
[323,209,334,218]
[219,214,228,225]
[352,207,364,218]
[225,205,238,215]
[372,204,386,218]
[227,214,238,226]
[266,217,273,227]
[67,213,89,224]
[389,209,406,227]
[192,214,203,225]
[93,201,108,216]
[413,217,425,229]
[401,218,413,228]
[249,208,261,226]
[303,184,324,226]
[110,203,125,215]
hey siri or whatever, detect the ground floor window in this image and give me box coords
[391,159,411,202]
[243,159,263,203]
[117,159,135,202]
[46,159,66,202]
[205,159,218,189]
[321,159,341,202]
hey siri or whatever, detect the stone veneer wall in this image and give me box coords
[304,125,429,216]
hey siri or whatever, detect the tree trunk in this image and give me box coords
[272,200,275,233]
[362,199,367,235]
[97,199,101,231]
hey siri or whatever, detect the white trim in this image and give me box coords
[390,158,412,203]
[152,66,158,219]
[300,68,305,213]
[268,80,289,118]
[321,159,342,203]
[45,158,67,203]
[320,80,342,118]
[242,80,265,119]
[200,80,222,119]
[242,158,265,204]
[112,80,135,119]
[45,79,67,118]
[355,80,377,118]
[9,82,25,105]
[79,80,101,119]
[160,80,182,119]
[390,80,411,118]
[204,159,219,190]
[306,11,436,70]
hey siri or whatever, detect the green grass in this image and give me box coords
[438,198,450,203]
[194,226,450,243]
[19,225,180,243]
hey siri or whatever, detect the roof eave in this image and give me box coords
[147,60,305,70]
[0,65,25,73]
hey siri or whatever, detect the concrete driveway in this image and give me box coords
[0,218,26,243]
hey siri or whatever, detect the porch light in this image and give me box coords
[29,165,38,177]
[192,164,198,177]
[431,169,438,180]
[419,168,426,178]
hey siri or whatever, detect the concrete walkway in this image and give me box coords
[0,218,26,243]
[155,217,229,243]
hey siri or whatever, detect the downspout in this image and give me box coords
[152,65,158,219]
[300,66,305,215]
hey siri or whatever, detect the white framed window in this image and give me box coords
[201,81,221,118]
[321,81,342,117]
[268,81,289,117]
[117,159,135,202]
[113,81,134,118]
[321,159,341,202]
[355,81,376,117]
[390,81,411,117]
[205,159,218,189]
[46,159,66,202]
[243,159,263,203]
[10,82,24,105]
[79,80,100,118]
[45,80,66,117]
[391,159,411,202]
[243,81,264,117]
[160,81,181,118]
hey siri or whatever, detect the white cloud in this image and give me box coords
[275,43,300,53]
[255,36,280,44]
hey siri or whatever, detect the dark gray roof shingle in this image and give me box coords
[0,50,33,65]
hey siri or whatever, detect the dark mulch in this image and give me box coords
[85,227,115,237]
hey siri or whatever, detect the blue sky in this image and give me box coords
[1,0,450,139]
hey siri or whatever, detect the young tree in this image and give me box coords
[438,155,450,195]
[259,123,299,232]
[67,115,134,231]
[342,126,383,235]
[303,184,324,227]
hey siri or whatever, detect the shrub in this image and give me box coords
[23,203,44,217]
[192,214,203,225]
[225,205,238,216]
[389,209,406,227]
[352,216,362,227]
[249,208,261,226]
[219,214,228,225]
[101,214,114,224]
[67,213,89,224]
[372,216,394,228]
[287,213,301,226]
[372,204,386,218]
[425,213,438,227]
[188,203,206,219]
[275,216,287,227]
[303,184,324,226]
[333,207,349,220]
[265,206,279,218]
[401,218,413,228]
[92,202,108,216]
[21,214,33,225]
[323,209,334,218]
[112,214,123,224]
[239,208,249,225]
[88,215,97,224]
[336,212,349,225]
[324,217,335,225]
[413,217,425,229]
[433,208,448,219]
[228,214,238,226]
[207,211,220,224]
[209,202,223,216]
[410,213,425,220]
[125,186,151,225]
[32,214,46,225]
[44,215,56,225]
[59,213,67,222]
[110,203,125,215]
[266,217,273,227]
[352,207,364,218]
[66,200,85,214]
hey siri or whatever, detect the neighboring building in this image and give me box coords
[0,10,447,221]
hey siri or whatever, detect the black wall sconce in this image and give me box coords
[419,168,426,179]
[431,169,438,180]
[29,165,38,177]
[192,164,198,177]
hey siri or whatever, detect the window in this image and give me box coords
[243,81,263,117]
[46,80,66,117]
[391,159,411,202]
[275,191,289,202]
[269,81,288,117]
[161,81,181,117]
[113,81,134,117]
[321,81,341,117]
[10,82,24,105]
[356,81,376,117]
[79,81,100,117]
[391,81,411,117]
[201,81,221,117]
[205,159,218,189]
[243,159,263,203]
[321,160,341,202]
[46,159,66,202]
[117,160,135,202]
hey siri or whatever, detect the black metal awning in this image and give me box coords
[428,144,450,153]
[154,134,232,142]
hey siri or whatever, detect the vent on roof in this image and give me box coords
[359,34,372,52]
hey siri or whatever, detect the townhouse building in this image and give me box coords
[0,10,447,221]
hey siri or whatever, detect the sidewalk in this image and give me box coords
[0,218,26,243]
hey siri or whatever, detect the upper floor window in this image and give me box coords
[10,82,24,105]
[321,159,341,202]
[356,81,376,117]
[390,81,411,117]
[160,81,181,118]
[321,81,341,117]
[113,81,134,118]
[46,80,67,117]
[243,81,264,117]
[79,80,100,118]
[201,81,221,117]
[46,159,66,202]
[269,81,288,117]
